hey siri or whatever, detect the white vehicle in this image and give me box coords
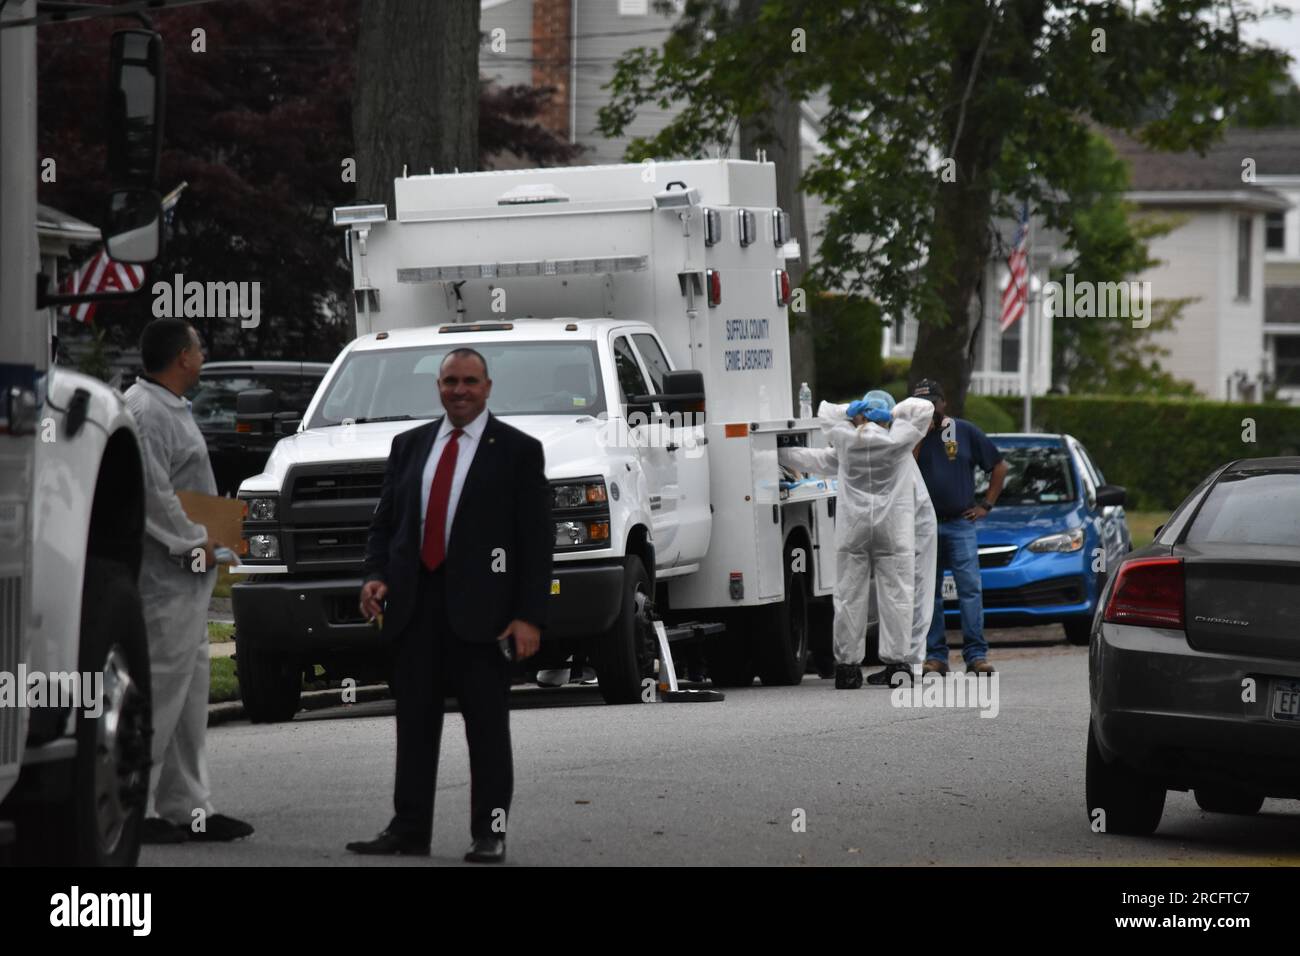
[231,159,850,716]
[1,2,171,864]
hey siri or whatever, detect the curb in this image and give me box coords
[207,683,392,726]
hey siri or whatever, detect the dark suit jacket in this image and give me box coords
[364,412,552,643]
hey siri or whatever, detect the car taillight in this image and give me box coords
[1102,557,1184,630]
[707,269,722,307]
[774,269,791,307]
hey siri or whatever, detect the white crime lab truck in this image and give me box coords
[231,159,861,718]
[2,0,175,864]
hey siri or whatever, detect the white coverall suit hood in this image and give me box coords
[125,378,219,825]
[778,397,938,670]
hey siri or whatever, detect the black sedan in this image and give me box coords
[1087,456,1300,835]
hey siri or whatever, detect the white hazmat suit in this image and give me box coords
[124,378,219,826]
[778,397,938,671]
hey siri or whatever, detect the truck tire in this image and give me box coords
[235,633,304,723]
[1194,788,1264,815]
[1085,722,1165,835]
[17,558,152,866]
[594,556,656,705]
[756,544,809,686]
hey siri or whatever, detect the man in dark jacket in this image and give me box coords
[347,348,552,863]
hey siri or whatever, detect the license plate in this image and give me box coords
[942,575,957,602]
[1272,680,1300,721]
[550,578,561,595]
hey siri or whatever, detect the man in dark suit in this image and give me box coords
[346,347,552,863]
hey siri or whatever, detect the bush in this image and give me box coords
[988,394,1300,510]
[964,395,1016,435]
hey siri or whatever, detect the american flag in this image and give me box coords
[999,201,1030,332]
[61,251,146,324]
[60,182,186,324]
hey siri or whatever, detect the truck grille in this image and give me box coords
[283,462,387,573]
[0,576,19,767]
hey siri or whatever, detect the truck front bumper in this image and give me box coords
[232,560,627,654]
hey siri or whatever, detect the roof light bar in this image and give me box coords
[397,255,648,284]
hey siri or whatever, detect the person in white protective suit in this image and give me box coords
[124,318,254,844]
[777,394,938,689]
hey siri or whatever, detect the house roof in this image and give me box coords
[1105,127,1294,209]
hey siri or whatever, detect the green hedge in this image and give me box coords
[989,394,1300,510]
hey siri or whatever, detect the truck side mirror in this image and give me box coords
[107,30,165,188]
[103,188,162,263]
[236,388,279,435]
[661,369,705,422]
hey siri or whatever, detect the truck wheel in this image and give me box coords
[235,633,303,723]
[1194,788,1264,815]
[1085,722,1165,835]
[594,556,656,705]
[17,558,152,866]
[756,546,809,686]
[1064,617,1092,646]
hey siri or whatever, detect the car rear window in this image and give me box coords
[977,445,1075,505]
[1184,470,1300,546]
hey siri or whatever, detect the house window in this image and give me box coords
[1238,216,1252,301]
[1266,211,1286,252]
[999,321,1020,373]
[894,315,906,350]
[1277,336,1300,387]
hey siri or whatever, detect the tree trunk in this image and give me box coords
[737,20,814,409]
[353,0,481,213]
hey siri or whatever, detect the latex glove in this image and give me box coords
[866,408,892,425]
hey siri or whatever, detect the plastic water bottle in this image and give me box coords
[799,382,812,419]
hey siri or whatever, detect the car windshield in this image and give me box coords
[308,341,607,427]
[1184,470,1300,547]
[189,373,323,431]
[977,445,1076,505]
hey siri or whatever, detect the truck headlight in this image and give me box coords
[552,481,607,509]
[246,534,281,559]
[554,520,610,548]
[244,497,278,521]
[1027,528,1085,553]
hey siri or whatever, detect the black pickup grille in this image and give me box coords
[283,462,387,572]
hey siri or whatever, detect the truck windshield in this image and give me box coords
[308,341,607,426]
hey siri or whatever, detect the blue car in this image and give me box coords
[938,433,1131,646]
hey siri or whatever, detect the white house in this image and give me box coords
[1109,129,1292,402]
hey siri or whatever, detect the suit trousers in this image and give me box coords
[390,565,514,842]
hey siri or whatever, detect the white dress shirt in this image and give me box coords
[419,407,490,548]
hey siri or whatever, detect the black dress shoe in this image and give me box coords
[346,829,431,856]
[834,664,863,689]
[866,662,913,686]
[463,835,506,863]
[140,817,188,844]
[189,813,255,842]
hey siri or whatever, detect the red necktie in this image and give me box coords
[421,427,464,571]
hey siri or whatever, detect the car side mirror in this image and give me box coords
[1096,484,1127,509]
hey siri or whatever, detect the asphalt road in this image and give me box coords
[144,628,1300,866]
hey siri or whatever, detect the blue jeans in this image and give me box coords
[926,518,988,664]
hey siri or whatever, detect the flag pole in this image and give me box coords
[1022,205,1034,433]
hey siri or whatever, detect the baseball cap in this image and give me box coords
[912,378,945,402]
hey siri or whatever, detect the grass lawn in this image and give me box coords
[1125,510,1170,550]
[210,657,239,703]
[207,621,235,643]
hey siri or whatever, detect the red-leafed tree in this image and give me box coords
[39,0,580,365]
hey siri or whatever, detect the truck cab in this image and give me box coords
[232,160,844,716]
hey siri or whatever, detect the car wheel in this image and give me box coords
[1064,617,1092,646]
[1194,788,1264,815]
[235,631,304,723]
[594,556,656,704]
[16,558,152,866]
[1085,722,1165,835]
